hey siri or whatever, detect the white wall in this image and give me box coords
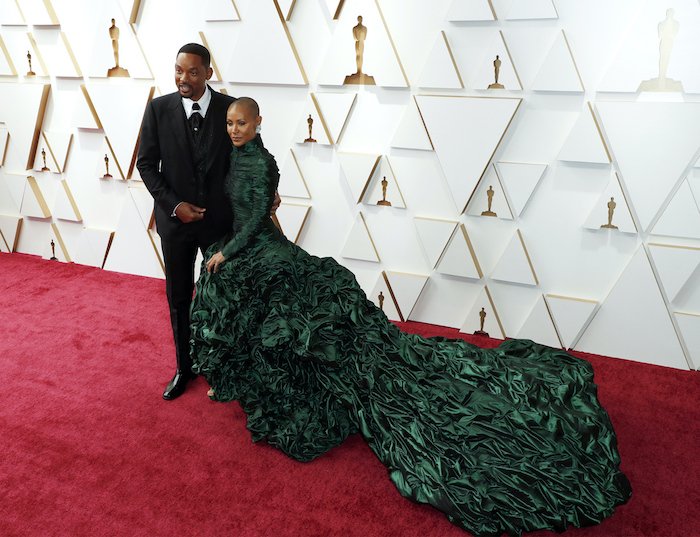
[1,0,699,370]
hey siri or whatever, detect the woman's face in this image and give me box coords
[226,104,260,147]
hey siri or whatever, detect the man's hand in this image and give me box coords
[270,190,281,216]
[206,251,226,273]
[175,202,206,223]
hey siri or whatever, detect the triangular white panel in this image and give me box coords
[418,31,463,89]
[391,97,432,151]
[576,247,688,369]
[675,312,700,370]
[322,0,344,19]
[362,157,405,208]
[532,31,583,92]
[129,185,156,231]
[651,179,700,240]
[313,92,357,145]
[472,31,521,90]
[545,294,598,349]
[516,295,562,348]
[228,1,306,85]
[338,152,380,203]
[103,193,164,279]
[275,203,310,244]
[648,244,700,303]
[558,103,610,164]
[84,84,154,179]
[17,0,58,25]
[495,161,547,217]
[41,131,73,173]
[691,173,700,207]
[278,149,310,199]
[0,83,49,172]
[32,30,81,78]
[0,0,25,25]
[459,286,505,339]
[596,101,700,232]
[414,217,457,269]
[0,173,25,214]
[71,227,114,268]
[0,36,16,76]
[205,0,240,21]
[505,0,557,20]
[53,180,82,222]
[465,165,513,220]
[491,230,538,286]
[416,95,520,212]
[583,173,636,234]
[447,0,495,21]
[317,0,407,87]
[0,215,22,253]
[340,212,379,262]
[369,274,401,322]
[385,271,429,322]
[436,224,482,279]
[21,177,51,218]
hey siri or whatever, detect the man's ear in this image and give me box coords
[206,67,213,80]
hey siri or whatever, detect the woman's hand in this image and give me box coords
[206,251,226,273]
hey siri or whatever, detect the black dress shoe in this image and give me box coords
[162,370,195,400]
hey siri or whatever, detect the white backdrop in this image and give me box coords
[1,0,699,370]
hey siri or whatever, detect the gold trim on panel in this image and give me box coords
[541,293,565,348]
[357,155,382,204]
[129,24,155,79]
[27,176,51,217]
[487,0,497,20]
[381,270,404,321]
[59,32,82,77]
[309,93,334,144]
[375,0,409,86]
[231,0,241,20]
[484,285,506,338]
[384,270,429,320]
[101,231,115,269]
[613,170,639,232]
[561,30,584,92]
[359,211,381,261]
[41,0,59,25]
[60,180,82,221]
[293,205,311,243]
[50,222,71,262]
[127,85,156,178]
[289,148,311,197]
[129,0,143,24]
[587,101,612,163]
[332,0,345,19]
[546,293,597,304]
[0,37,18,75]
[412,95,434,150]
[460,223,483,278]
[441,30,464,89]
[1,129,10,166]
[648,242,700,252]
[199,32,222,82]
[13,217,23,252]
[0,228,9,252]
[104,137,125,180]
[80,85,104,129]
[382,156,407,207]
[27,84,50,171]
[516,229,539,286]
[273,0,309,85]
[27,33,48,75]
[284,0,297,20]
[500,30,522,90]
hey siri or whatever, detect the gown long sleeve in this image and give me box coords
[190,135,631,537]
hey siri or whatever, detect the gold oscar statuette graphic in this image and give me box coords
[26,50,36,77]
[102,153,113,179]
[40,148,50,172]
[481,185,497,216]
[344,15,376,85]
[638,9,683,92]
[488,55,504,89]
[600,197,619,229]
[107,18,130,77]
[378,291,385,311]
[376,176,392,206]
[304,114,317,143]
[473,307,489,337]
[50,239,58,261]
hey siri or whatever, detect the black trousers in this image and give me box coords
[160,236,217,374]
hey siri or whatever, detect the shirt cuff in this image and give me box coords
[171,202,183,218]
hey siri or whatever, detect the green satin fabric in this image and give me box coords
[190,136,631,537]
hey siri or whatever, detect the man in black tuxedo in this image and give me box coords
[137,43,236,400]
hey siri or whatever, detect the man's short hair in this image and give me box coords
[177,43,211,68]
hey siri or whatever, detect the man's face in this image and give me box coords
[174,53,211,100]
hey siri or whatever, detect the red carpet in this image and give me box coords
[1,252,698,537]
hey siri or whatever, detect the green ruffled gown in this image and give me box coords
[190,135,631,537]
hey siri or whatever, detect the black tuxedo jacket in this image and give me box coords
[137,87,236,244]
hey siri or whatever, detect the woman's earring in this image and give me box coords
[255,124,261,134]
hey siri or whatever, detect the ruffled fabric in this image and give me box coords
[190,136,631,537]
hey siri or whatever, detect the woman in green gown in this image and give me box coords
[190,98,631,537]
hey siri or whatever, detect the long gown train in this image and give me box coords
[190,135,631,537]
